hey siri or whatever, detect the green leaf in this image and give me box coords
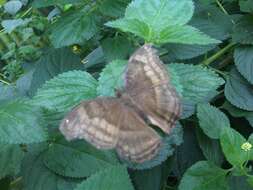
[1,18,31,33]
[125,0,193,29]
[101,36,133,62]
[239,0,253,13]
[247,133,253,160]
[158,25,220,45]
[222,101,253,118]
[82,47,105,69]
[169,63,224,103]
[106,0,219,45]
[197,103,230,139]
[247,175,253,187]
[0,144,24,179]
[222,102,253,128]
[189,4,233,40]
[43,140,119,178]
[99,0,131,17]
[131,166,162,190]
[0,100,48,144]
[178,161,229,190]
[220,127,248,166]
[50,10,97,48]
[97,60,127,97]
[164,43,215,60]
[131,158,174,190]
[196,128,224,166]
[22,144,81,190]
[32,70,98,112]
[229,176,253,190]
[173,126,205,177]
[4,0,22,15]
[225,67,253,111]
[16,69,34,97]
[74,165,134,190]
[30,48,83,95]
[105,18,150,40]
[232,15,253,45]
[32,0,83,8]
[247,116,253,128]
[234,45,253,84]
[0,84,19,101]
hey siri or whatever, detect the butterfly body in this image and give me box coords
[60,44,181,163]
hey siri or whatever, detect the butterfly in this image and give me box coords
[60,44,181,163]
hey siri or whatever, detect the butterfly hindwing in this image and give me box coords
[60,97,161,163]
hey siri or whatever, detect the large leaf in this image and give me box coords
[232,15,253,45]
[239,0,253,13]
[169,63,224,103]
[50,10,97,48]
[99,0,131,17]
[173,126,205,177]
[234,45,253,84]
[0,84,19,101]
[225,67,253,111]
[229,176,253,190]
[101,36,133,62]
[4,0,22,15]
[97,60,127,97]
[179,161,229,190]
[164,43,215,60]
[125,0,194,29]
[32,70,98,112]
[220,127,248,166]
[0,100,48,144]
[74,165,134,190]
[196,128,224,166]
[82,47,105,69]
[197,103,230,139]
[106,0,219,45]
[131,158,174,190]
[43,140,119,178]
[0,144,24,179]
[189,4,233,40]
[30,48,83,95]
[22,144,81,190]
[158,25,219,45]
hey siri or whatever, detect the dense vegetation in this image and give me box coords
[0,0,253,189]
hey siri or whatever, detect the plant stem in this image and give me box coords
[215,0,235,24]
[0,78,11,85]
[21,7,32,18]
[216,0,228,15]
[10,177,22,188]
[201,42,236,66]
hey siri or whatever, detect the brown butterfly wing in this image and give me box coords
[59,97,161,163]
[124,44,181,134]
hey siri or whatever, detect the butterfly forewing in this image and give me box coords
[124,44,181,134]
[60,97,161,163]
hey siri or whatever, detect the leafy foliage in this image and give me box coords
[179,161,229,190]
[1,0,253,189]
[75,165,134,190]
[106,0,219,44]
[0,100,48,144]
[43,140,119,178]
